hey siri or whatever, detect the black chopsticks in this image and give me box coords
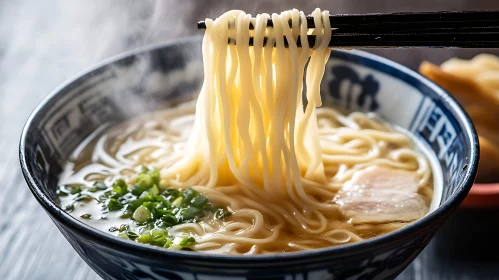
[197,11,499,48]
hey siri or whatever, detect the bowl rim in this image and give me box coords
[19,36,479,267]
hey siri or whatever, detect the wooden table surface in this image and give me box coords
[1,1,499,279]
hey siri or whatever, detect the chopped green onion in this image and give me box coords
[150,202,159,209]
[163,239,173,248]
[150,205,167,219]
[161,214,178,227]
[151,228,168,237]
[120,213,132,219]
[149,185,159,196]
[98,190,113,202]
[139,192,154,201]
[112,179,128,197]
[180,207,202,221]
[162,189,179,199]
[118,232,130,240]
[133,206,151,223]
[136,173,153,189]
[130,184,142,196]
[74,194,93,202]
[137,234,152,244]
[190,195,208,209]
[126,231,139,240]
[64,168,228,252]
[108,198,123,211]
[179,236,196,246]
[70,186,82,195]
[172,197,183,207]
[141,201,152,210]
[65,204,75,213]
[150,234,167,247]
[153,195,168,205]
[80,214,92,219]
[215,208,232,219]
[150,170,160,186]
[169,244,182,250]
[182,189,198,202]
[126,198,144,213]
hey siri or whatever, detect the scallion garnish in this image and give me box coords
[179,236,196,246]
[137,234,152,244]
[190,195,208,209]
[180,207,202,221]
[172,197,183,207]
[182,189,197,202]
[132,205,151,223]
[70,186,82,195]
[57,167,231,251]
[215,208,232,219]
[112,179,128,198]
[108,198,123,211]
[65,204,75,213]
[74,194,93,202]
[126,231,139,240]
[118,232,130,240]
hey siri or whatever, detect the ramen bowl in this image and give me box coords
[20,37,478,280]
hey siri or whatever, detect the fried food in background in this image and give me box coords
[420,55,499,183]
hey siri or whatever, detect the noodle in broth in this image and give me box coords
[59,9,433,254]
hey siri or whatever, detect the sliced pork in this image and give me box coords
[334,166,429,224]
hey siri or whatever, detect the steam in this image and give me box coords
[0,0,197,84]
[0,0,343,140]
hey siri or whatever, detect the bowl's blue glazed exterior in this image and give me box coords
[20,37,479,280]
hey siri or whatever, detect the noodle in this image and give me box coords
[59,9,433,254]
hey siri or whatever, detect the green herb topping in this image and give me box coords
[80,214,92,219]
[57,167,232,250]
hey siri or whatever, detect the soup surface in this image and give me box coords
[58,101,434,254]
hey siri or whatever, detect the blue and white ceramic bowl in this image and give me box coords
[20,37,479,280]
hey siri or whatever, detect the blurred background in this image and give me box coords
[1,0,499,279]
